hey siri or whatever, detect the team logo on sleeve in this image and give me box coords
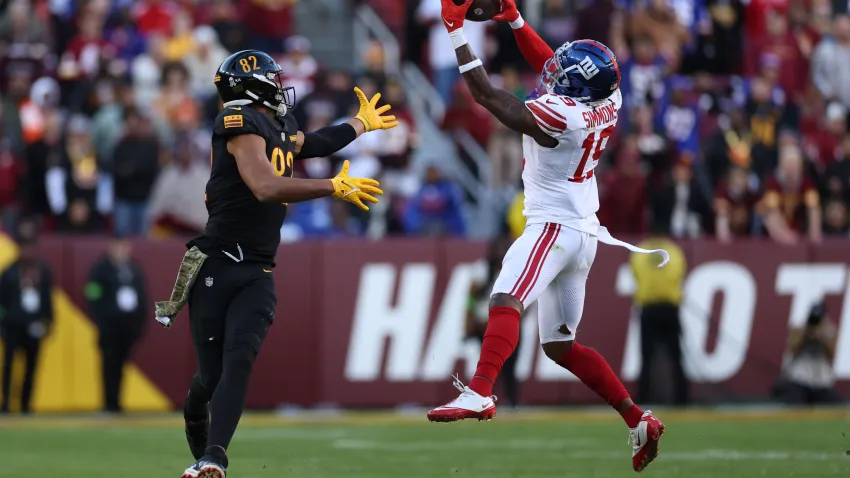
[223,115,243,129]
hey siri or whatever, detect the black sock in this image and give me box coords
[203,446,229,468]
[184,373,212,421]
[207,347,255,451]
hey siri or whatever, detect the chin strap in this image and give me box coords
[245,90,287,117]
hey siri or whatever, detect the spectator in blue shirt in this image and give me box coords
[404,166,467,237]
[619,36,668,130]
[660,76,700,160]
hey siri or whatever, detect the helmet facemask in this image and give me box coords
[244,70,295,117]
[541,43,576,99]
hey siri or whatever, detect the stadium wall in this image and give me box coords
[2,235,850,412]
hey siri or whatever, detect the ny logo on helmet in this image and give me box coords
[565,56,600,80]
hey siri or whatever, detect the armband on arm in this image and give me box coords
[298,123,358,159]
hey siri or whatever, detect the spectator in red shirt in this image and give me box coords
[57,8,110,83]
[132,0,177,38]
[822,133,850,202]
[788,0,820,62]
[442,81,493,148]
[240,0,296,54]
[0,131,22,230]
[715,165,758,241]
[745,0,789,44]
[760,144,821,244]
[598,135,647,235]
[804,102,846,168]
[746,10,807,100]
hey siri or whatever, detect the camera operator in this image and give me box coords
[780,302,842,405]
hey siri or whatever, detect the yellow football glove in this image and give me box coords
[330,160,384,211]
[353,87,399,132]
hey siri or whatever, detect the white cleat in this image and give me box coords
[427,375,497,422]
[629,410,665,472]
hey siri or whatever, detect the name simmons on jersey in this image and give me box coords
[582,102,618,129]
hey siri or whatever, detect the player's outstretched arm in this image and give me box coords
[492,0,554,72]
[295,87,398,159]
[229,134,335,203]
[229,135,383,211]
[441,0,557,147]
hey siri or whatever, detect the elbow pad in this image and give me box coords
[298,124,357,159]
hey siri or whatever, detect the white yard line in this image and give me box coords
[331,439,846,461]
[332,437,597,451]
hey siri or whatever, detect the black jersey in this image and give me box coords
[188,106,298,266]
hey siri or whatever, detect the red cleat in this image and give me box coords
[426,375,497,423]
[629,410,665,472]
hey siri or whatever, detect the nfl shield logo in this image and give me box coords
[281,133,287,142]
[205,277,214,287]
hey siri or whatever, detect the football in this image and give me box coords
[455,0,500,22]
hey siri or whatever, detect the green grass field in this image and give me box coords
[0,409,848,477]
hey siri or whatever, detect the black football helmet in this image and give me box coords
[214,50,295,117]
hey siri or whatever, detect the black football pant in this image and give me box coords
[0,325,41,413]
[638,303,689,405]
[184,257,275,456]
[99,322,141,412]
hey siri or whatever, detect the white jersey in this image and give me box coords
[522,89,623,235]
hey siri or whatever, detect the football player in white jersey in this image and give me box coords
[427,0,670,472]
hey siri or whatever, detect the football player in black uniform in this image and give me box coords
[153,50,397,478]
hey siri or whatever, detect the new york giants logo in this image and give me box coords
[565,56,600,80]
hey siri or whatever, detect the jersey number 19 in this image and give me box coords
[570,125,614,183]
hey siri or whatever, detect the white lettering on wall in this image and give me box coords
[420,263,484,380]
[681,262,756,382]
[775,264,846,327]
[345,264,435,381]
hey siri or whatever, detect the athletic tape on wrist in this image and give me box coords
[459,58,483,73]
[449,28,468,49]
[509,13,525,29]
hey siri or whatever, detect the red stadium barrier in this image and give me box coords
[37,237,850,408]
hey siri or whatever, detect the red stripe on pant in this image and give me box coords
[519,224,561,302]
[508,223,552,297]
[511,223,558,302]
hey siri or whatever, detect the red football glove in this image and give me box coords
[441,0,472,32]
[492,0,520,23]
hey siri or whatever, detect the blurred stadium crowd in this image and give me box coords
[1,0,850,243]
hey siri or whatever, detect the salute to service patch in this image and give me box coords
[223,115,244,129]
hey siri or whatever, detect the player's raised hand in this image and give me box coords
[492,0,520,23]
[441,0,473,32]
[353,87,398,132]
[330,160,384,211]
